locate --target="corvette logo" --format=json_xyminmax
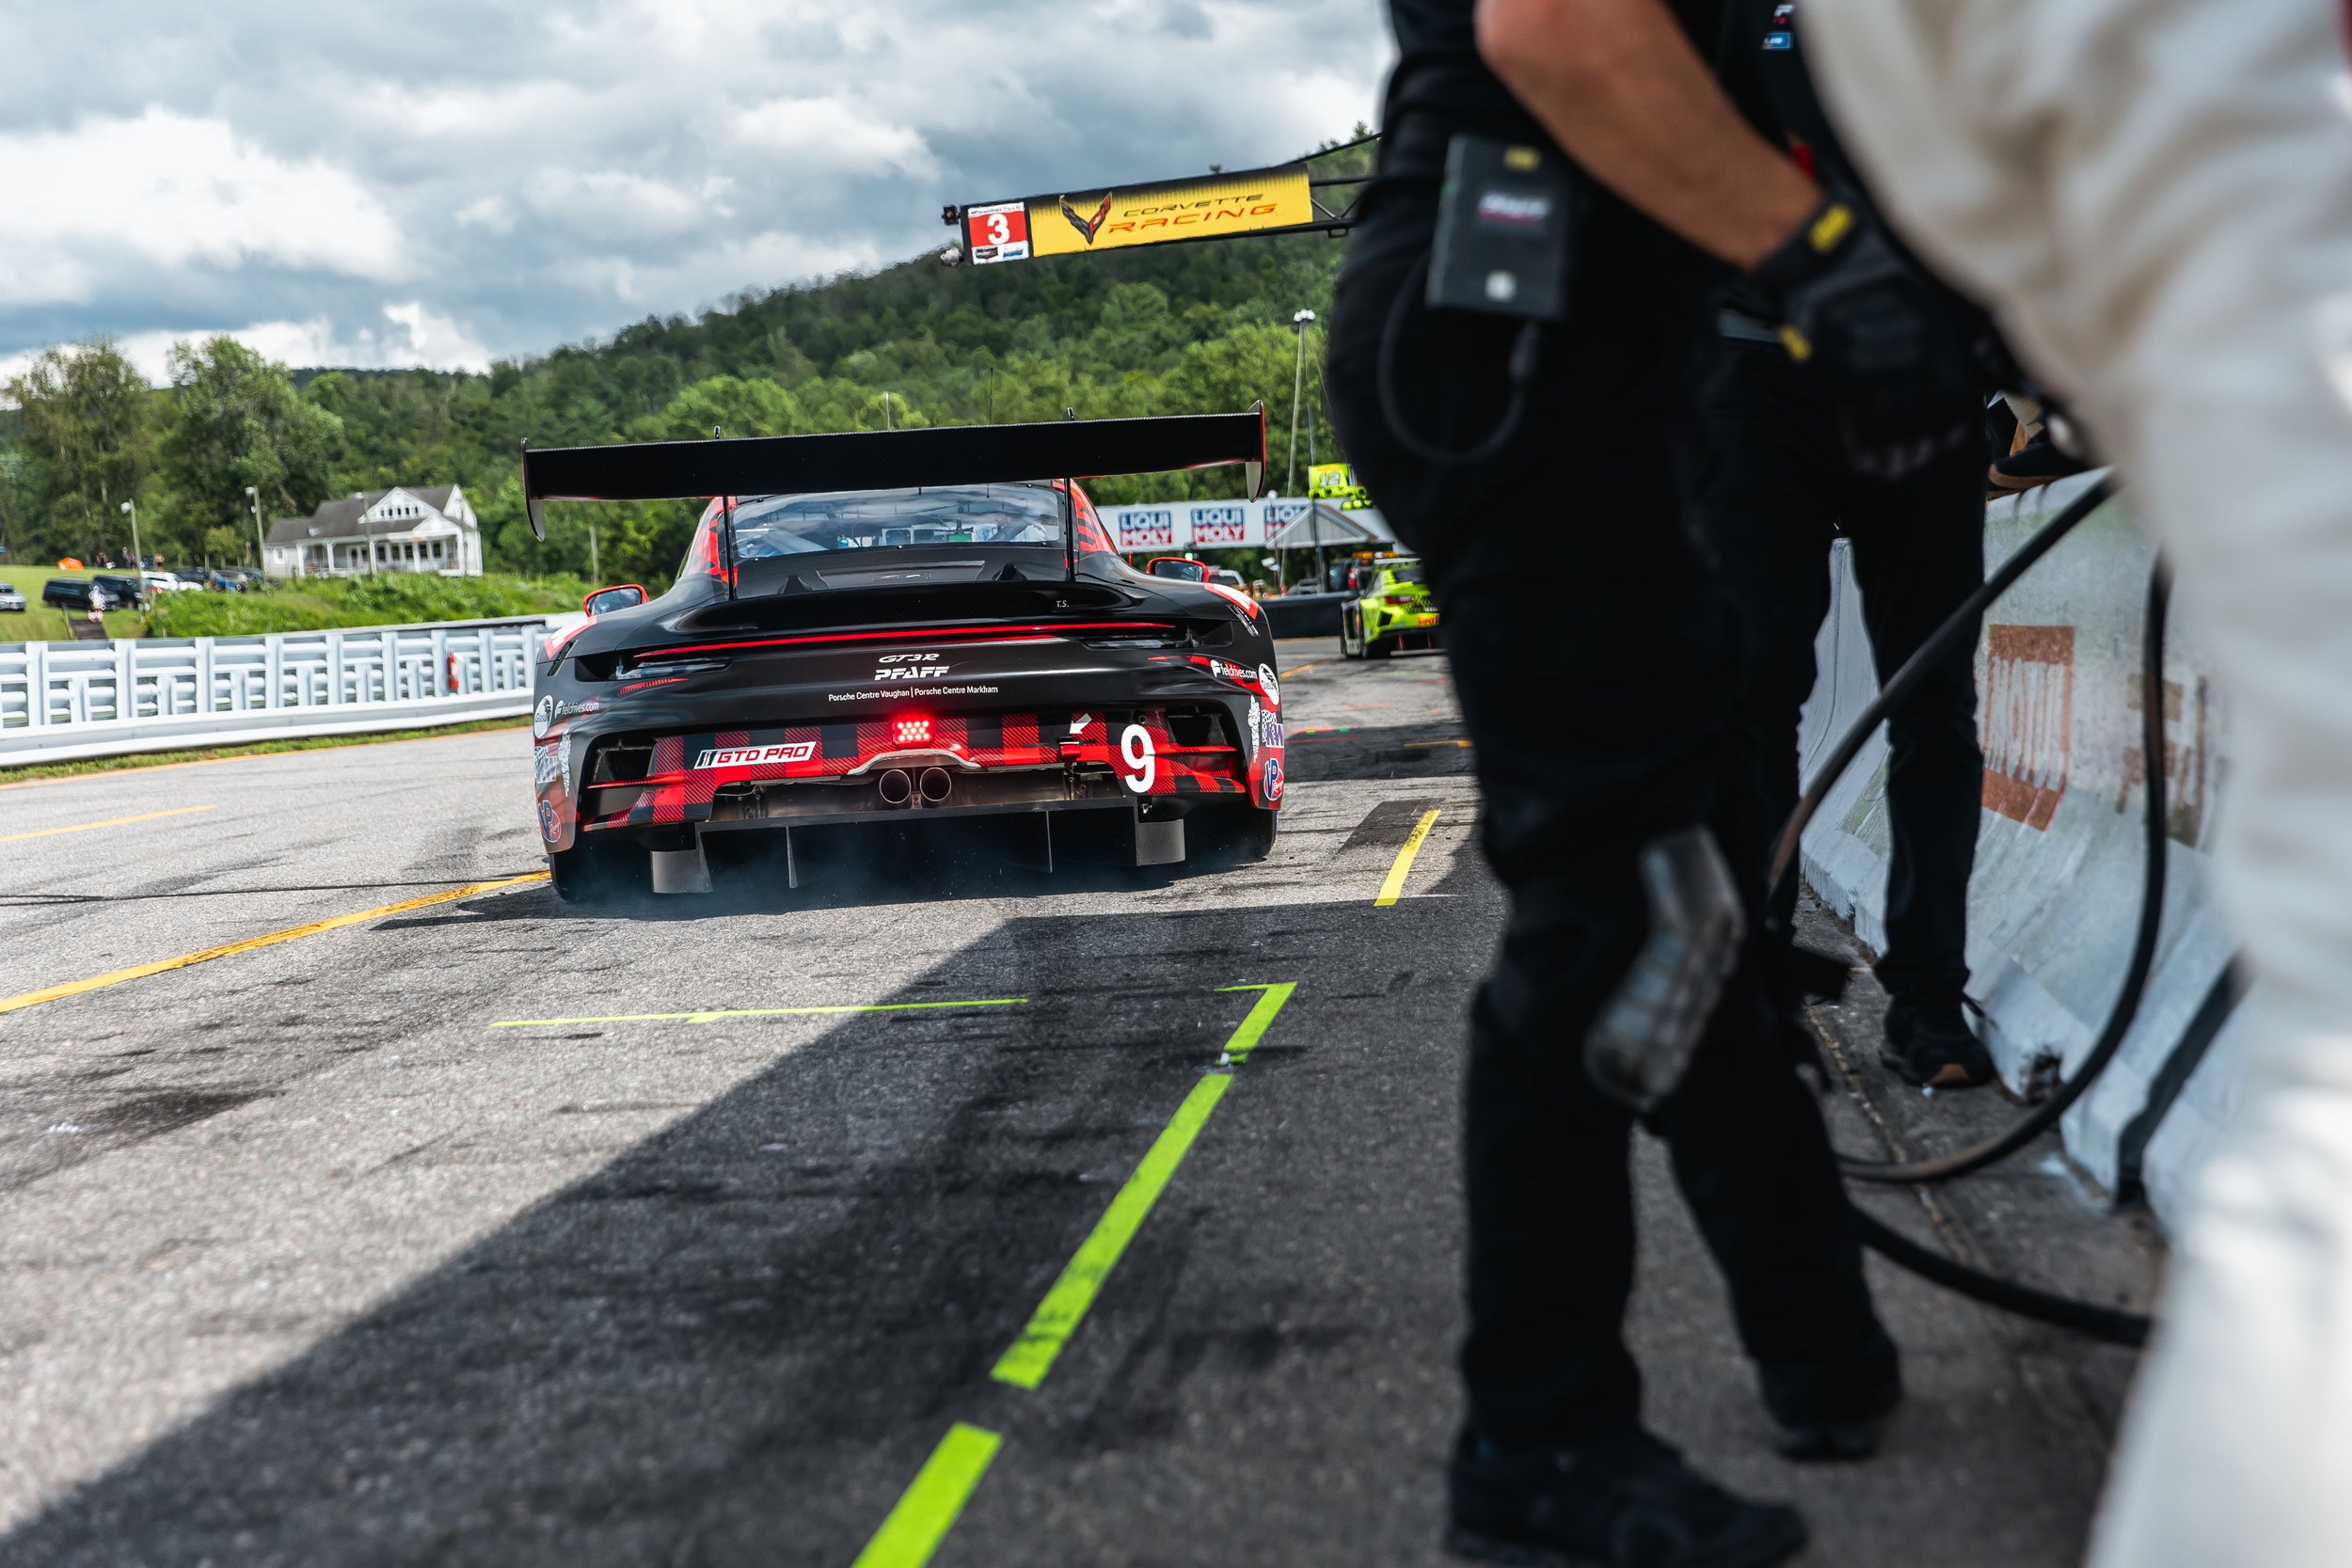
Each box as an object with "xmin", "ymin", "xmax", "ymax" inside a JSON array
[
  {"xmin": 695, "ymin": 742, "xmax": 818, "ymax": 769},
  {"xmin": 1060, "ymin": 191, "xmax": 1114, "ymax": 245}
]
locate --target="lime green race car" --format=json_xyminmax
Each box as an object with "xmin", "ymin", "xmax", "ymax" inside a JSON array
[{"xmin": 1340, "ymin": 557, "xmax": 1441, "ymax": 659}]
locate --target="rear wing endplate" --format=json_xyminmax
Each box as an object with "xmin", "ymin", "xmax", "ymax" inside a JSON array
[{"xmin": 521, "ymin": 408, "xmax": 1265, "ymax": 540}]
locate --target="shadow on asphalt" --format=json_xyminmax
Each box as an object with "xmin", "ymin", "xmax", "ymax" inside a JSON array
[{"xmin": 4, "ymin": 870, "xmax": 1495, "ymax": 1567}]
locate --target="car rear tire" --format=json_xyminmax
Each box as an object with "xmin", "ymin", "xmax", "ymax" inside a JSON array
[
  {"xmin": 1364, "ymin": 632, "xmax": 1391, "ymax": 660},
  {"xmin": 1236, "ymin": 805, "xmax": 1279, "ymax": 862},
  {"xmin": 548, "ymin": 837, "xmax": 645, "ymax": 903},
  {"xmin": 1341, "ymin": 606, "xmax": 1364, "ymax": 659}
]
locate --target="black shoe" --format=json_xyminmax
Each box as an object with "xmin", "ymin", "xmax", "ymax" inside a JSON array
[
  {"xmin": 1760, "ymin": 1329, "xmax": 1902, "ymax": 1463},
  {"xmin": 1987, "ymin": 431, "xmax": 2091, "ymax": 497},
  {"xmin": 1446, "ymin": 1429, "xmax": 1807, "ymax": 1568},
  {"xmin": 1880, "ymin": 994, "xmax": 1994, "ymax": 1089}
]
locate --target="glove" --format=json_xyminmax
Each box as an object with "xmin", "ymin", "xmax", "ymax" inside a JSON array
[{"xmin": 1748, "ymin": 200, "xmax": 1978, "ymax": 481}]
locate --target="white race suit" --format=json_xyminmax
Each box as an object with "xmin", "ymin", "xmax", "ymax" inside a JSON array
[{"xmin": 1797, "ymin": 0, "xmax": 2352, "ymax": 1562}]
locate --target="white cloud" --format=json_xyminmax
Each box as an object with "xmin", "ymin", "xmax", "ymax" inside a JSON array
[
  {"xmin": 0, "ymin": 109, "xmax": 407, "ymax": 307},
  {"xmin": 731, "ymin": 96, "xmax": 939, "ymax": 179},
  {"xmin": 0, "ymin": 305, "xmax": 494, "ymax": 388},
  {"xmin": 0, "ymin": 1, "xmax": 1394, "ymax": 372}
]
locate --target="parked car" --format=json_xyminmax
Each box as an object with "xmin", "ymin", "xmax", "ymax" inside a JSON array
[
  {"xmin": 0, "ymin": 581, "xmax": 25, "ymax": 613},
  {"xmin": 207, "ymin": 568, "xmax": 262, "ymax": 592},
  {"xmin": 49, "ymin": 574, "xmax": 146, "ymax": 610},
  {"xmin": 141, "ymin": 570, "xmax": 199, "ymax": 594}
]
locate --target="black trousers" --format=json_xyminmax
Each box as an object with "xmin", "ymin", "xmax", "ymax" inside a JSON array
[
  {"xmin": 1694, "ymin": 341, "xmax": 1986, "ymax": 1003},
  {"xmin": 1327, "ymin": 182, "xmax": 1891, "ymax": 1449}
]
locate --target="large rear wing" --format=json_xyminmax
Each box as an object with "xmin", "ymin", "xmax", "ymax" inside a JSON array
[{"xmin": 520, "ymin": 408, "xmax": 1265, "ymax": 541}]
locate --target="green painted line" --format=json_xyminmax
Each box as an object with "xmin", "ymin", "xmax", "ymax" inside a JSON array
[
  {"xmin": 488, "ymin": 998, "xmax": 1027, "ymax": 1028},
  {"xmin": 850, "ymin": 1422, "xmax": 1003, "ymax": 1568},
  {"xmin": 1213, "ymin": 982, "xmax": 1298, "ymax": 1064},
  {"xmin": 992, "ymin": 1071, "xmax": 1232, "ymax": 1389}
]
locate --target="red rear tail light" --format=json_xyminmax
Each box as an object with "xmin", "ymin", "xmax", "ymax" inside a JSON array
[{"xmin": 894, "ymin": 717, "xmax": 932, "ymax": 745}]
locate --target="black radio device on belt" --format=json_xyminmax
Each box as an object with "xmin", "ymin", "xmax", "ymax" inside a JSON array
[
  {"xmin": 1427, "ymin": 134, "xmax": 1577, "ymax": 321},
  {"xmin": 1379, "ymin": 133, "xmax": 1579, "ymax": 466}
]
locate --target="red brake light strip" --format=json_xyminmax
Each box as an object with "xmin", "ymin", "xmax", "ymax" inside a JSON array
[{"xmin": 638, "ymin": 621, "xmax": 1179, "ymax": 660}]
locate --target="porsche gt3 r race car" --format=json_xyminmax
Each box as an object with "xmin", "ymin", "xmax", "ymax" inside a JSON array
[
  {"xmin": 1340, "ymin": 556, "xmax": 1439, "ymax": 659},
  {"xmin": 523, "ymin": 412, "xmax": 1286, "ymax": 900}
]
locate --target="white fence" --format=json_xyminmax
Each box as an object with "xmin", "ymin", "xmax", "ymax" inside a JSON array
[
  {"xmin": 1798, "ymin": 472, "xmax": 2244, "ymax": 1230},
  {"xmin": 0, "ymin": 616, "xmax": 561, "ymax": 767}
]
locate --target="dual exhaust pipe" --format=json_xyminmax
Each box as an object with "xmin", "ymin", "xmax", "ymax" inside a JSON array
[{"xmin": 878, "ymin": 767, "xmax": 954, "ymax": 808}]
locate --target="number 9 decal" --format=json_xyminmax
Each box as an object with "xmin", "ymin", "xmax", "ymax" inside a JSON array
[{"xmin": 1118, "ymin": 722, "xmax": 1157, "ymax": 793}]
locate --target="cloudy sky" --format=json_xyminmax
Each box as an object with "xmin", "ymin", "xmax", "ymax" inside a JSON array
[{"xmin": 0, "ymin": 0, "xmax": 1394, "ymax": 383}]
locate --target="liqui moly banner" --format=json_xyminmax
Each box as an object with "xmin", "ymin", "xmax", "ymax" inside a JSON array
[{"xmin": 1094, "ymin": 498, "xmax": 1391, "ymax": 551}]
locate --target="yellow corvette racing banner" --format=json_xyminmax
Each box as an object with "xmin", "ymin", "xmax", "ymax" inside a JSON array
[{"xmin": 960, "ymin": 165, "xmax": 1314, "ymax": 263}]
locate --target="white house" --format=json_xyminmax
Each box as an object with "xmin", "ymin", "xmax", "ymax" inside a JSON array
[{"xmin": 264, "ymin": 485, "xmax": 484, "ymax": 578}]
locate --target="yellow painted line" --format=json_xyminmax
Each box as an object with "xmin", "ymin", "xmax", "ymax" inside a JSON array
[
  {"xmin": 992, "ymin": 982, "xmax": 1296, "ymax": 1389},
  {"xmin": 1281, "ymin": 661, "xmax": 1325, "ymax": 677},
  {"xmin": 1213, "ymin": 982, "xmax": 1297, "ymax": 1064},
  {"xmin": 0, "ymin": 871, "xmax": 549, "ymax": 1018},
  {"xmin": 1374, "ymin": 809, "xmax": 1441, "ymax": 907},
  {"xmin": 850, "ymin": 1423, "xmax": 1003, "ymax": 1568},
  {"xmin": 0, "ymin": 804, "xmax": 216, "ymax": 843},
  {"xmin": 1403, "ymin": 738, "xmax": 1472, "ymax": 749},
  {"xmin": 491, "ymin": 999, "xmax": 1027, "ymax": 1028}
]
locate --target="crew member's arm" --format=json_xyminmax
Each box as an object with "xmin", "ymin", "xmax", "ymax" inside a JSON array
[{"xmin": 1476, "ymin": 0, "xmax": 1815, "ymax": 268}]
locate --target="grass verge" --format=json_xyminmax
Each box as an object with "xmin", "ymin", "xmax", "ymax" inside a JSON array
[{"xmin": 0, "ymin": 715, "xmax": 530, "ymax": 784}]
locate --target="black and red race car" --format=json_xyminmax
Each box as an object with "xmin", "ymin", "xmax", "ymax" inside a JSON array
[{"xmin": 521, "ymin": 412, "xmax": 1286, "ymax": 900}]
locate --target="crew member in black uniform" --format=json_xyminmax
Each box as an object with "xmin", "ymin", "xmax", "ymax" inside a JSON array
[
  {"xmin": 1324, "ymin": 0, "xmax": 1980, "ymax": 1562},
  {"xmin": 1701, "ymin": 0, "xmax": 1994, "ymax": 1088}
]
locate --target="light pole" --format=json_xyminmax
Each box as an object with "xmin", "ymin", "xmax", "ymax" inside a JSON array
[
  {"xmin": 245, "ymin": 485, "xmax": 264, "ymax": 574},
  {"xmin": 118, "ymin": 499, "xmax": 143, "ymax": 575},
  {"xmin": 1286, "ymin": 309, "xmax": 1316, "ymax": 495}
]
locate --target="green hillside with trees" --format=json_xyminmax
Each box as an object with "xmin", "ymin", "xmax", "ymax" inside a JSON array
[{"xmin": 0, "ymin": 135, "xmax": 1369, "ymax": 600}]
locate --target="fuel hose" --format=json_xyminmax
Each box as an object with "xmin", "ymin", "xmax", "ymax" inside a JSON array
[{"xmin": 1766, "ymin": 476, "xmax": 2160, "ymax": 1346}]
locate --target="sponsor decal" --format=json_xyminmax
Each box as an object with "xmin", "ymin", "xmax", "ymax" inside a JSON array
[
  {"xmin": 1257, "ymin": 663, "xmax": 1280, "ymax": 707},
  {"xmin": 695, "ymin": 741, "xmax": 818, "ymax": 769},
  {"xmin": 1248, "ymin": 695, "xmax": 1263, "ymax": 751},
  {"xmin": 965, "ymin": 200, "xmax": 1031, "ymax": 264},
  {"xmin": 1263, "ymin": 754, "xmax": 1283, "ymax": 801},
  {"xmin": 534, "ymin": 743, "xmax": 562, "ymax": 789},
  {"xmin": 1764, "ymin": 29, "xmax": 1793, "ymax": 48},
  {"xmin": 1262, "ymin": 716, "xmax": 1285, "ymax": 749},
  {"xmin": 876, "ymin": 652, "xmax": 950, "ymax": 680},
  {"xmin": 1117, "ymin": 723, "xmax": 1157, "ymax": 793},
  {"xmin": 827, "ymin": 684, "xmax": 999, "ymax": 702},
  {"xmin": 534, "ymin": 694, "xmax": 598, "ymax": 737},
  {"xmin": 539, "ymin": 800, "xmax": 561, "ymax": 843},
  {"xmin": 1980, "ymin": 625, "xmax": 2074, "ymax": 830},
  {"xmin": 560, "ymin": 734, "xmax": 573, "ymax": 796},
  {"xmin": 1070, "ymin": 712, "xmax": 1092, "ymax": 736}
]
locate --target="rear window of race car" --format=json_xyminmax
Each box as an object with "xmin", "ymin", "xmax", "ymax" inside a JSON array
[{"xmin": 729, "ymin": 484, "xmax": 1066, "ymax": 557}]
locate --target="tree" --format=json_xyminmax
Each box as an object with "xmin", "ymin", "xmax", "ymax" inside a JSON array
[
  {"xmin": 4, "ymin": 340, "xmax": 160, "ymax": 560},
  {"xmin": 201, "ymin": 525, "xmax": 246, "ymax": 567},
  {"xmin": 162, "ymin": 338, "xmax": 342, "ymax": 551}
]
